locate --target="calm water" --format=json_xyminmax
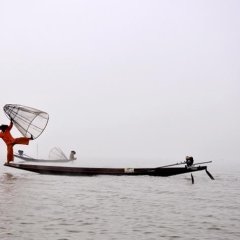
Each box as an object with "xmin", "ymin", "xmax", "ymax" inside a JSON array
[{"xmin": 0, "ymin": 165, "xmax": 239, "ymax": 240}]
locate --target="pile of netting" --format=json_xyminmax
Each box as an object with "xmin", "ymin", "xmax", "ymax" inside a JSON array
[{"xmin": 48, "ymin": 147, "xmax": 68, "ymax": 160}]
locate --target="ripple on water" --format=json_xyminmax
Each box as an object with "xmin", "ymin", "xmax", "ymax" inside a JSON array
[{"xmin": 0, "ymin": 169, "xmax": 240, "ymax": 240}]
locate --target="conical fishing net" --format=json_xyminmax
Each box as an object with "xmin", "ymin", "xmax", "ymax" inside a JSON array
[
  {"xmin": 3, "ymin": 104, "xmax": 49, "ymax": 140},
  {"xmin": 48, "ymin": 147, "xmax": 68, "ymax": 160}
]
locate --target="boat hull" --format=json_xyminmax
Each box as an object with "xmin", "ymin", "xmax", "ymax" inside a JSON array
[{"xmin": 4, "ymin": 163, "xmax": 207, "ymax": 177}]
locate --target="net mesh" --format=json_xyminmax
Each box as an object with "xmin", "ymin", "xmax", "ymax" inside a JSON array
[
  {"xmin": 3, "ymin": 104, "xmax": 49, "ymax": 140},
  {"xmin": 48, "ymin": 147, "xmax": 68, "ymax": 160}
]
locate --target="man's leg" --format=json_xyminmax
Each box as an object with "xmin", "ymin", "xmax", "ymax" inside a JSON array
[
  {"xmin": 7, "ymin": 145, "xmax": 14, "ymax": 163},
  {"xmin": 14, "ymin": 137, "xmax": 30, "ymax": 145}
]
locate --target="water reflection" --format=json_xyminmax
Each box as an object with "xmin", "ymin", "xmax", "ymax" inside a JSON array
[{"xmin": 0, "ymin": 169, "xmax": 239, "ymax": 240}]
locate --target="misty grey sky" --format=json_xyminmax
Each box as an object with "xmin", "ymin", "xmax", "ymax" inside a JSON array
[{"xmin": 1, "ymin": 0, "xmax": 240, "ymax": 167}]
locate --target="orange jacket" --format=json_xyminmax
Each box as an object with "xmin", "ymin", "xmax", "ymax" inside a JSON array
[{"xmin": 0, "ymin": 121, "xmax": 15, "ymax": 145}]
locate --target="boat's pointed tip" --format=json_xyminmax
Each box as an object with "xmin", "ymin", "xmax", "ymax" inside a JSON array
[{"xmin": 4, "ymin": 162, "xmax": 14, "ymax": 167}]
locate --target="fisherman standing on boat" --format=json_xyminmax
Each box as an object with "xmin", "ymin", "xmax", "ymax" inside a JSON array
[
  {"xmin": 69, "ymin": 150, "xmax": 77, "ymax": 160},
  {"xmin": 0, "ymin": 119, "xmax": 33, "ymax": 163}
]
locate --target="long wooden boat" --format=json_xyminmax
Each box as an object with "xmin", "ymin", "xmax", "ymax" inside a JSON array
[
  {"xmin": 13, "ymin": 147, "xmax": 77, "ymax": 163},
  {"xmin": 4, "ymin": 162, "xmax": 214, "ymax": 178},
  {"xmin": 13, "ymin": 154, "xmax": 76, "ymax": 163}
]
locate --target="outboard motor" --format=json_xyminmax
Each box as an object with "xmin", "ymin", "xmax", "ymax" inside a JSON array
[{"xmin": 186, "ymin": 156, "xmax": 194, "ymax": 167}]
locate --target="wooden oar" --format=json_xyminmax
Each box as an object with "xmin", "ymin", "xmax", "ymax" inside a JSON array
[
  {"xmin": 191, "ymin": 174, "xmax": 194, "ymax": 184},
  {"xmin": 192, "ymin": 161, "xmax": 212, "ymax": 166},
  {"xmin": 159, "ymin": 160, "xmax": 212, "ymax": 168},
  {"xmin": 205, "ymin": 169, "xmax": 214, "ymax": 180},
  {"xmin": 158, "ymin": 161, "xmax": 186, "ymax": 168}
]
